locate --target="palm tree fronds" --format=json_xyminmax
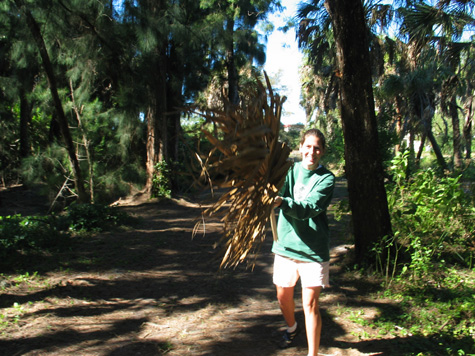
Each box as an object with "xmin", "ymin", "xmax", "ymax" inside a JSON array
[{"xmin": 193, "ymin": 72, "xmax": 292, "ymax": 269}]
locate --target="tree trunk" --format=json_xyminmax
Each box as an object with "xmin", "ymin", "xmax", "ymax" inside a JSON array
[
  {"xmin": 325, "ymin": 0, "xmax": 392, "ymax": 264},
  {"xmin": 143, "ymin": 0, "xmax": 168, "ymax": 197},
  {"xmin": 449, "ymin": 96, "xmax": 462, "ymax": 169},
  {"xmin": 145, "ymin": 103, "xmax": 159, "ymax": 194},
  {"xmin": 167, "ymin": 89, "xmax": 182, "ymax": 194},
  {"xmin": 394, "ymin": 95, "xmax": 404, "ymax": 154},
  {"xmin": 157, "ymin": 54, "xmax": 168, "ymax": 164},
  {"xmin": 144, "ymin": 48, "xmax": 168, "ymax": 196},
  {"xmin": 162, "ymin": 41, "xmax": 184, "ymax": 195},
  {"xmin": 408, "ymin": 125, "xmax": 416, "ymax": 165},
  {"xmin": 70, "ymin": 81, "xmax": 95, "ymax": 202},
  {"xmin": 19, "ymin": 1, "xmax": 89, "ymax": 203},
  {"xmin": 419, "ymin": 105, "xmax": 448, "ymax": 171},
  {"xmin": 463, "ymin": 96, "xmax": 473, "ymax": 162},
  {"xmin": 416, "ymin": 133, "xmax": 426, "ymax": 166},
  {"xmin": 19, "ymin": 87, "xmax": 31, "ymax": 158},
  {"xmin": 225, "ymin": 18, "xmax": 240, "ymax": 106}
]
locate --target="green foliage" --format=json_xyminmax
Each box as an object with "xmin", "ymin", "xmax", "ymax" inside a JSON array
[
  {"xmin": 324, "ymin": 124, "xmax": 346, "ymax": 166},
  {"xmin": 377, "ymin": 109, "xmax": 400, "ymax": 167},
  {"xmin": 366, "ymin": 152, "xmax": 475, "ymax": 354},
  {"xmin": 152, "ymin": 161, "xmax": 172, "ymax": 199},
  {"xmin": 64, "ymin": 203, "xmax": 133, "ymax": 233},
  {"xmin": 176, "ymin": 117, "xmax": 212, "ymax": 194},
  {"xmin": 19, "ymin": 107, "xmax": 147, "ymax": 205},
  {"xmin": 0, "ymin": 205, "xmax": 134, "ymax": 262},
  {"xmin": 279, "ymin": 127, "xmax": 300, "ymax": 150},
  {"xmin": 0, "ymin": 214, "xmax": 66, "ymax": 257},
  {"xmin": 376, "ymin": 269, "xmax": 475, "ymax": 355},
  {"xmin": 332, "ymin": 198, "xmax": 350, "ymax": 222},
  {"xmin": 386, "ymin": 152, "xmax": 474, "ymax": 273},
  {"xmin": 0, "ymin": 105, "xmax": 20, "ymax": 185},
  {"xmin": 21, "ymin": 144, "xmax": 71, "ymax": 198}
]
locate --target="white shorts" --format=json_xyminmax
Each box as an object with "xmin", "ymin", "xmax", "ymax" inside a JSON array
[{"xmin": 273, "ymin": 254, "xmax": 330, "ymax": 288}]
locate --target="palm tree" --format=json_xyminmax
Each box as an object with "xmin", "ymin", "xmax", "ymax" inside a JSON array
[
  {"xmin": 296, "ymin": 0, "xmax": 338, "ymax": 125},
  {"xmin": 324, "ymin": 0, "xmax": 394, "ymax": 263},
  {"xmin": 395, "ymin": 0, "xmax": 474, "ymax": 171},
  {"xmin": 297, "ymin": 1, "xmax": 395, "ymax": 124}
]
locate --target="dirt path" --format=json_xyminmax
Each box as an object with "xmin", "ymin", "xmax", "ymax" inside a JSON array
[{"xmin": 0, "ymin": 181, "xmax": 396, "ymax": 356}]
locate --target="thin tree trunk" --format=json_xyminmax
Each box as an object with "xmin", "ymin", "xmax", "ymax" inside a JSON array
[
  {"xmin": 69, "ymin": 80, "xmax": 94, "ymax": 202},
  {"xmin": 415, "ymin": 133, "xmax": 426, "ymax": 166},
  {"xmin": 463, "ymin": 96, "xmax": 473, "ymax": 162},
  {"xmin": 167, "ymin": 41, "xmax": 185, "ymax": 194},
  {"xmin": 145, "ymin": 103, "xmax": 158, "ymax": 194},
  {"xmin": 408, "ymin": 125, "xmax": 416, "ymax": 164},
  {"xmin": 18, "ymin": 1, "xmax": 89, "ymax": 203},
  {"xmin": 156, "ymin": 43, "xmax": 168, "ymax": 179},
  {"xmin": 226, "ymin": 18, "xmax": 240, "ymax": 106},
  {"xmin": 420, "ymin": 105, "xmax": 448, "ymax": 171},
  {"xmin": 394, "ymin": 95, "xmax": 404, "ymax": 154},
  {"xmin": 426, "ymin": 129, "xmax": 448, "ymax": 171},
  {"xmin": 19, "ymin": 87, "xmax": 31, "ymax": 158},
  {"xmin": 144, "ymin": 46, "xmax": 168, "ymax": 196},
  {"xmin": 449, "ymin": 96, "xmax": 462, "ymax": 169},
  {"xmin": 325, "ymin": 0, "xmax": 392, "ymax": 264},
  {"xmin": 143, "ymin": 0, "xmax": 168, "ymax": 197}
]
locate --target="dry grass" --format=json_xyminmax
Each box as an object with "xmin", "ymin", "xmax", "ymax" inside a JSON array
[{"xmin": 193, "ymin": 73, "xmax": 292, "ymax": 268}]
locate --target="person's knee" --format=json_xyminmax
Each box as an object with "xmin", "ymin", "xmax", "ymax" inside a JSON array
[
  {"xmin": 302, "ymin": 287, "xmax": 321, "ymax": 312},
  {"xmin": 276, "ymin": 286, "xmax": 294, "ymax": 304},
  {"xmin": 302, "ymin": 297, "xmax": 319, "ymax": 313}
]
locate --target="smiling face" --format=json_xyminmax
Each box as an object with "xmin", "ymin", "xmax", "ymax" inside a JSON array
[{"xmin": 299, "ymin": 134, "xmax": 324, "ymax": 170}]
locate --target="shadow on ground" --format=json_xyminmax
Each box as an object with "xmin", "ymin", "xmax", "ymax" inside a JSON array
[{"xmin": 0, "ymin": 183, "xmax": 456, "ymax": 356}]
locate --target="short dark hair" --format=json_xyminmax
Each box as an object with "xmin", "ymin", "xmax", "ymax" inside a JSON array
[{"xmin": 300, "ymin": 129, "xmax": 326, "ymax": 150}]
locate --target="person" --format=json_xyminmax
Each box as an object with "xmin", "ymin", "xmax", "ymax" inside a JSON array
[{"xmin": 272, "ymin": 128, "xmax": 335, "ymax": 356}]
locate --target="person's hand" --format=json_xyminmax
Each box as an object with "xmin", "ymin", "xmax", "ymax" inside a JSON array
[{"xmin": 274, "ymin": 196, "xmax": 283, "ymax": 207}]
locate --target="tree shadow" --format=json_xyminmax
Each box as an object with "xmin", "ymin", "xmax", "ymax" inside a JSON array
[
  {"xmin": 106, "ymin": 341, "xmax": 169, "ymax": 356},
  {"xmin": 4, "ymin": 187, "xmax": 468, "ymax": 355},
  {"xmin": 0, "ymin": 317, "xmax": 148, "ymax": 355}
]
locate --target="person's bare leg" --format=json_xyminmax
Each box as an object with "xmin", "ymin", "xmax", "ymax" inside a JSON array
[
  {"xmin": 276, "ymin": 285, "xmax": 296, "ymax": 328},
  {"xmin": 302, "ymin": 286, "xmax": 322, "ymax": 356}
]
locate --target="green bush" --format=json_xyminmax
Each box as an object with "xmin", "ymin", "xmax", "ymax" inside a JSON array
[
  {"xmin": 0, "ymin": 204, "xmax": 134, "ymax": 259},
  {"xmin": 0, "ymin": 215, "xmax": 67, "ymax": 257},
  {"xmin": 387, "ymin": 152, "xmax": 474, "ymax": 273},
  {"xmin": 369, "ymin": 152, "xmax": 475, "ymax": 354},
  {"xmin": 64, "ymin": 203, "xmax": 132, "ymax": 232},
  {"xmin": 151, "ymin": 161, "xmax": 171, "ymax": 199}
]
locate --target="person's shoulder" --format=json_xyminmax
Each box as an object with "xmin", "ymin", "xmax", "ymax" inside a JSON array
[
  {"xmin": 316, "ymin": 165, "xmax": 334, "ymax": 177},
  {"xmin": 316, "ymin": 166, "xmax": 336, "ymax": 186},
  {"xmin": 289, "ymin": 161, "xmax": 300, "ymax": 174}
]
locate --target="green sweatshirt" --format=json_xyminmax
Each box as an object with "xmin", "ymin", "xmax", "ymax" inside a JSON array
[{"xmin": 272, "ymin": 162, "xmax": 335, "ymax": 262}]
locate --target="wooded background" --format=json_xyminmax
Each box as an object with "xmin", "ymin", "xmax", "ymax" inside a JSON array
[{"xmin": 1, "ymin": 0, "xmax": 474, "ymax": 263}]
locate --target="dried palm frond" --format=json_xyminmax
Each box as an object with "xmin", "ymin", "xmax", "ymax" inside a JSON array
[{"xmin": 193, "ymin": 72, "xmax": 292, "ymax": 268}]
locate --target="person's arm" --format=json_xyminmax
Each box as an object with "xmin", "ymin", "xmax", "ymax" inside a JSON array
[
  {"xmin": 274, "ymin": 164, "xmax": 293, "ymax": 208},
  {"xmin": 279, "ymin": 174, "xmax": 335, "ymax": 220}
]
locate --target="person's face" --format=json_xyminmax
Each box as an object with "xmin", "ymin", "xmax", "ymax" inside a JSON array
[{"xmin": 299, "ymin": 135, "xmax": 324, "ymax": 170}]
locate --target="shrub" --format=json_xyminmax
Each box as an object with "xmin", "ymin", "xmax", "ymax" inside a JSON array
[
  {"xmin": 368, "ymin": 152, "xmax": 475, "ymax": 354},
  {"xmin": 64, "ymin": 203, "xmax": 132, "ymax": 232},
  {"xmin": 0, "ymin": 204, "xmax": 134, "ymax": 260},
  {"xmin": 151, "ymin": 161, "xmax": 171, "ymax": 199},
  {"xmin": 386, "ymin": 152, "xmax": 474, "ymax": 274},
  {"xmin": 0, "ymin": 214, "xmax": 67, "ymax": 257}
]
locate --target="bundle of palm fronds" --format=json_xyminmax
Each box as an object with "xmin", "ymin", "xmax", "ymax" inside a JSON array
[{"xmin": 194, "ymin": 73, "xmax": 292, "ymax": 268}]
